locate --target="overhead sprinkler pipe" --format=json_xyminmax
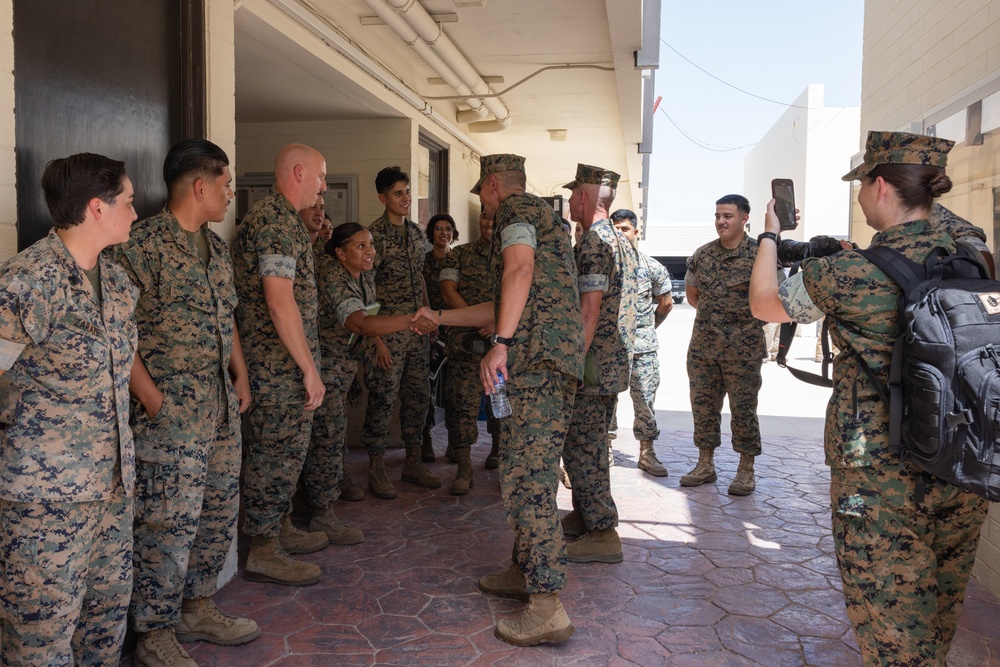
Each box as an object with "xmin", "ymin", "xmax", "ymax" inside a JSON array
[
  {"xmin": 384, "ymin": 0, "xmax": 511, "ymax": 129},
  {"xmin": 362, "ymin": 0, "xmax": 488, "ymax": 121}
]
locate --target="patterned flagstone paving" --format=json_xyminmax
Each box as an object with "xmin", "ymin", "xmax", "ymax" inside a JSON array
[{"xmin": 123, "ymin": 424, "xmax": 1000, "ymax": 666}]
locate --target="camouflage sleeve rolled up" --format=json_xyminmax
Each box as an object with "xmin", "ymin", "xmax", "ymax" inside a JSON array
[
  {"xmin": 646, "ymin": 254, "xmax": 670, "ymax": 297},
  {"xmin": 232, "ymin": 191, "xmax": 318, "ymax": 405},
  {"xmin": 491, "ymin": 193, "xmax": 584, "ymax": 382},
  {"xmin": 575, "ymin": 229, "xmax": 612, "ymax": 294},
  {"xmin": 574, "ymin": 219, "xmax": 638, "ymax": 394}
]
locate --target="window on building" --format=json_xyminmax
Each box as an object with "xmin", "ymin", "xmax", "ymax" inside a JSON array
[{"xmin": 417, "ymin": 132, "xmax": 448, "ymax": 228}]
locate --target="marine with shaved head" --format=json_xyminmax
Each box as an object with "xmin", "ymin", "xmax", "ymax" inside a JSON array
[{"xmin": 232, "ymin": 143, "xmax": 331, "ymax": 586}]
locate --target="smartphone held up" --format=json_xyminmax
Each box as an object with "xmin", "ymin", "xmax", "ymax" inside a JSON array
[{"xmin": 771, "ymin": 179, "xmax": 798, "ymax": 231}]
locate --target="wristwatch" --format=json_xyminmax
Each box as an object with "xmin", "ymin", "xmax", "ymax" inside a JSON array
[
  {"xmin": 491, "ymin": 333, "xmax": 514, "ymax": 347},
  {"xmin": 757, "ymin": 231, "xmax": 780, "ymax": 244}
]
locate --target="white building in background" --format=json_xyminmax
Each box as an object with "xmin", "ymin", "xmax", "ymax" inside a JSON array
[{"xmin": 743, "ymin": 85, "xmax": 860, "ymax": 242}]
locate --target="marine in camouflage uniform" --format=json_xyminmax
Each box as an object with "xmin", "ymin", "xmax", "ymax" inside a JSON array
[
  {"xmin": 116, "ymin": 205, "xmax": 252, "ymax": 630},
  {"xmin": 0, "ymin": 154, "xmax": 137, "ymax": 666},
  {"xmin": 560, "ymin": 164, "xmax": 637, "ymax": 563},
  {"xmin": 362, "ymin": 172, "xmax": 439, "ymax": 492},
  {"xmin": 629, "ymin": 251, "xmax": 670, "ymax": 441},
  {"xmin": 232, "ymin": 159, "xmax": 329, "ymax": 581},
  {"xmin": 421, "ymin": 244, "xmax": 449, "ymax": 462},
  {"xmin": 472, "ymin": 154, "xmax": 584, "ymax": 645},
  {"xmin": 769, "ymin": 131, "xmax": 989, "ymax": 666},
  {"xmin": 682, "ymin": 194, "xmax": 768, "ymax": 495},
  {"xmin": 302, "ymin": 243, "xmax": 371, "ymax": 533},
  {"xmin": 440, "ymin": 218, "xmax": 500, "ymax": 492}
]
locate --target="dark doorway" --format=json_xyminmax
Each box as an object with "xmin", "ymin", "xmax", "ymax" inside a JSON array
[{"xmin": 13, "ymin": 0, "xmax": 205, "ymax": 250}]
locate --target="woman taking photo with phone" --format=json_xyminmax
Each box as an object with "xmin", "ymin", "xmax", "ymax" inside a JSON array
[{"xmin": 748, "ymin": 131, "xmax": 988, "ymax": 666}]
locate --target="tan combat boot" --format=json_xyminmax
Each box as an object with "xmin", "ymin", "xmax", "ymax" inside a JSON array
[
  {"xmin": 134, "ymin": 628, "xmax": 197, "ymax": 667},
  {"xmin": 484, "ymin": 432, "xmax": 499, "ymax": 469},
  {"xmin": 450, "ymin": 446, "xmax": 474, "ymax": 495},
  {"xmin": 421, "ymin": 424, "xmax": 436, "ymax": 463},
  {"xmin": 401, "ymin": 447, "xmax": 442, "ymax": 488},
  {"xmin": 368, "ymin": 451, "xmax": 397, "ymax": 499},
  {"xmin": 279, "ymin": 515, "xmax": 329, "ymax": 554},
  {"xmin": 638, "ymin": 440, "xmax": 668, "ymax": 477},
  {"xmin": 175, "ymin": 598, "xmax": 260, "ymax": 646},
  {"xmin": 445, "ymin": 443, "xmax": 458, "ymax": 464},
  {"xmin": 494, "ymin": 592, "xmax": 575, "ymax": 647},
  {"xmin": 560, "ymin": 509, "xmax": 586, "ymax": 537},
  {"xmin": 566, "ymin": 528, "xmax": 623, "ymax": 563},
  {"xmin": 309, "ymin": 508, "xmax": 364, "ymax": 545},
  {"xmin": 679, "ymin": 449, "xmax": 717, "ymax": 487},
  {"xmin": 478, "ymin": 562, "xmax": 528, "ymax": 601},
  {"xmin": 728, "ymin": 453, "xmax": 756, "ymax": 496},
  {"xmin": 339, "ymin": 468, "xmax": 364, "ymax": 502},
  {"xmin": 244, "ymin": 536, "xmax": 321, "ymax": 586}
]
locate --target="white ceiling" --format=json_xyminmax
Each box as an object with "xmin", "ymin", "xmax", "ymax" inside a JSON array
[{"xmin": 234, "ymin": 0, "xmax": 649, "ymax": 208}]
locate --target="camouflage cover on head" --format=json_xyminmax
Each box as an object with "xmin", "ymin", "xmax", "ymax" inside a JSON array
[
  {"xmin": 470, "ymin": 153, "xmax": 525, "ymax": 194},
  {"xmin": 562, "ymin": 163, "xmax": 621, "ymax": 190},
  {"xmin": 842, "ymin": 131, "xmax": 954, "ymax": 181}
]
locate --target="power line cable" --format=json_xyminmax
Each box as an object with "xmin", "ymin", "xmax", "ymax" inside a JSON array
[
  {"xmin": 657, "ymin": 106, "xmax": 756, "ymax": 152},
  {"xmin": 661, "ymin": 39, "xmax": 814, "ymax": 110}
]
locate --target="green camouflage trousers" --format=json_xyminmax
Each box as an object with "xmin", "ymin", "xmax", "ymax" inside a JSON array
[
  {"xmin": 242, "ymin": 403, "xmax": 314, "ymax": 537},
  {"xmin": 361, "ymin": 330, "xmax": 429, "ymax": 454},
  {"xmin": 304, "ymin": 357, "xmax": 357, "ymax": 508},
  {"xmin": 562, "ymin": 389, "xmax": 619, "ymax": 531},
  {"xmin": 831, "ymin": 462, "xmax": 987, "ymax": 667},
  {"xmin": 0, "ymin": 485, "xmax": 133, "ymax": 666},
  {"xmin": 443, "ymin": 353, "xmax": 498, "ymax": 450},
  {"xmin": 628, "ymin": 351, "xmax": 660, "ymax": 441},
  {"xmin": 130, "ymin": 378, "xmax": 241, "ymax": 632},
  {"xmin": 502, "ymin": 365, "xmax": 577, "ymax": 593},
  {"xmin": 687, "ymin": 351, "xmax": 762, "ymax": 455}
]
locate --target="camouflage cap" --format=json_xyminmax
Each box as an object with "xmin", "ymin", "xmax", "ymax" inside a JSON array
[
  {"xmin": 841, "ymin": 130, "xmax": 955, "ymax": 181},
  {"xmin": 562, "ymin": 163, "xmax": 621, "ymax": 190},
  {"xmin": 470, "ymin": 154, "xmax": 525, "ymax": 195}
]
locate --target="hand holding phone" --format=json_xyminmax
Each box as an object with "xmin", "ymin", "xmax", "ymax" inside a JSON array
[{"xmin": 771, "ymin": 179, "xmax": 797, "ymax": 231}]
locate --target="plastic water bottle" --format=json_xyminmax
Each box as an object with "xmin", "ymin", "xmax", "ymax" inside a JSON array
[{"xmin": 490, "ymin": 372, "xmax": 512, "ymax": 418}]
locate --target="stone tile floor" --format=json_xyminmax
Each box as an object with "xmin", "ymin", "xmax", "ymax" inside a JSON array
[{"xmin": 125, "ymin": 424, "xmax": 1000, "ymax": 666}]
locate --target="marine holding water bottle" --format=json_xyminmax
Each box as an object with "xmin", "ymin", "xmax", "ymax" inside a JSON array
[{"xmin": 412, "ymin": 153, "xmax": 584, "ymax": 647}]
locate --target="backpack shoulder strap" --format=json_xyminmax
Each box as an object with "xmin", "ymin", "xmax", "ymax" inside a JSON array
[{"xmin": 856, "ymin": 246, "xmax": 926, "ymax": 290}]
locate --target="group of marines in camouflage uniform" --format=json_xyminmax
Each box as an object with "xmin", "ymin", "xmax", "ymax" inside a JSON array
[{"xmin": 6, "ymin": 130, "xmax": 984, "ymax": 664}]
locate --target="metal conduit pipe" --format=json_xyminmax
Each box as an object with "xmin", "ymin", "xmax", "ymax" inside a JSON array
[
  {"xmin": 362, "ymin": 0, "xmax": 488, "ymax": 121},
  {"xmin": 384, "ymin": 0, "xmax": 511, "ymax": 130}
]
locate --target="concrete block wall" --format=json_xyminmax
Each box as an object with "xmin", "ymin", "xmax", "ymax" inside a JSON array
[
  {"xmin": 861, "ymin": 0, "xmax": 1000, "ymax": 598},
  {"xmin": 861, "ymin": 0, "xmax": 1000, "ymax": 132},
  {"xmin": 0, "ymin": 0, "xmax": 15, "ymax": 263}
]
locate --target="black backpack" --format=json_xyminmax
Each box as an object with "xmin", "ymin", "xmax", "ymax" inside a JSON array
[{"xmin": 856, "ymin": 243, "xmax": 1000, "ymax": 500}]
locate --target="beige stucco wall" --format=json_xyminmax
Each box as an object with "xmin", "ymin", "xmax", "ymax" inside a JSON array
[
  {"xmin": 236, "ymin": 118, "xmax": 481, "ymax": 241},
  {"xmin": 858, "ymin": 0, "xmax": 1000, "ymax": 597}
]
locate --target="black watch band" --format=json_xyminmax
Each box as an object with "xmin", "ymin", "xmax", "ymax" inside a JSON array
[
  {"xmin": 491, "ymin": 334, "xmax": 514, "ymax": 346},
  {"xmin": 757, "ymin": 232, "xmax": 780, "ymax": 244}
]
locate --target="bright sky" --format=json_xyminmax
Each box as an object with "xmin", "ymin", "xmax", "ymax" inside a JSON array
[{"xmin": 647, "ymin": 1, "xmax": 865, "ymax": 224}]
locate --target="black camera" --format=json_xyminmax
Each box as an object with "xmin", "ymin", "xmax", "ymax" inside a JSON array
[{"xmin": 776, "ymin": 236, "xmax": 843, "ymax": 268}]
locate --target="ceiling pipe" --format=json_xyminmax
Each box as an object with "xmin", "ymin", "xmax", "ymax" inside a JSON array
[
  {"xmin": 384, "ymin": 0, "xmax": 512, "ymax": 131},
  {"xmin": 362, "ymin": 0, "xmax": 488, "ymax": 122}
]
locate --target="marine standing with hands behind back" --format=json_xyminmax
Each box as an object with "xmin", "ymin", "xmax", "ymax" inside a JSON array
[{"xmin": 749, "ymin": 130, "xmax": 989, "ymax": 666}]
